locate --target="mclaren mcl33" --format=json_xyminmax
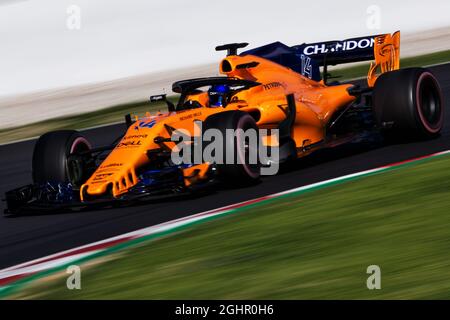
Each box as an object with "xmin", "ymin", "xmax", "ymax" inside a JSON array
[{"xmin": 4, "ymin": 31, "xmax": 445, "ymax": 214}]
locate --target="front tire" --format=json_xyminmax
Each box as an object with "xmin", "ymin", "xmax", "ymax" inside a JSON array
[
  {"xmin": 202, "ymin": 111, "xmax": 260, "ymax": 184},
  {"xmin": 32, "ymin": 130, "xmax": 92, "ymax": 186}
]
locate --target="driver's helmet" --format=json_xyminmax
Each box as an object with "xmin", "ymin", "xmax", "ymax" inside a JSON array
[{"xmin": 208, "ymin": 84, "xmax": 230, "ymax": 107}]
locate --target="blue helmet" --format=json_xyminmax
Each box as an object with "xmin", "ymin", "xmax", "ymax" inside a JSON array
[{"xmin": 208, "ymin": 84, "xmax": 230, "ymax": 107}]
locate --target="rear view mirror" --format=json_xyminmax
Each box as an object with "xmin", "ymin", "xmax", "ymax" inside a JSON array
[
  {"xmin": 149, "ymin": 94, "xmax": 175, "ymax": 112},
  {"xmin": 150, "ymin": 94, "xmax": 166, "ymax": 103}
]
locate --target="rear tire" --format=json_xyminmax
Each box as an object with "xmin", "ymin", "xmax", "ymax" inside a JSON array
[
  {"xmin": 202, "ymin": 111, "xmax": 260, "ymax": 185},
  {"xmin": 32, "ymin": 130, "xmax": 92, "ymax": 186},
  {"xmin": 373, "ymin": 67, "xmax": 444, "ymax": 139}
]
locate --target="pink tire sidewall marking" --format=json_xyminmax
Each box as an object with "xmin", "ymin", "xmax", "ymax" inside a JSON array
[
  {"xmin": 415, "ymin": 72, "xmax": 444, "ymax": 134},
  {"xmin": 236, "ymin": 115, "xmax": 260, "ymax": 179},
  {"xmin": 70, "ymin": 137, "xmax": 91, "ymax": 154}
]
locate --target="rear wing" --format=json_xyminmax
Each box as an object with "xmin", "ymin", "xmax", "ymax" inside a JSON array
[
  {"xmin": 240, "ymin": 31, "xmax": 400, "ymax": 87},
  {"xmin": 295, "ymin": 31, "xmax": 400, "ymax": 86}
]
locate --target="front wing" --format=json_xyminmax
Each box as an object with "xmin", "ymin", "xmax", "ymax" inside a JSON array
[{"xmin": 4, "ymin": 164, "xmax": 216, "ymax": 215}]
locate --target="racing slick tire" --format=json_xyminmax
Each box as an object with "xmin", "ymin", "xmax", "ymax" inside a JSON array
[
  {"xmin": 202, "ymin": 111, "xmax": 261, "ymax": 184},
  {"xmin": 373, "ymin": 67, "xmax": 444, "ymax": 139},
  {"xmin": 32, "ymin": 130, "xmax": 92, "ymax": 187}
]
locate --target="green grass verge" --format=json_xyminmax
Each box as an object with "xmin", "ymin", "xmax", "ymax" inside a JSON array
[
  {"xmin": 15, "ymin": 154, "xmax": 450, "ymax": 299},
  {"xmin": 1, "ymin": 50, "xmax": 449, "ymax": 145}
]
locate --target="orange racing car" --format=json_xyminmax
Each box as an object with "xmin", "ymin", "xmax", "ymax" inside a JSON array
[{"xmin": 4, "ymin": 31, "xmax": 445, "ymax": 214}]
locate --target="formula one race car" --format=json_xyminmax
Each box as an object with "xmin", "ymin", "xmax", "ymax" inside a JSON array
[{"xmin": 4, "ymin": 31, "xmax": 444, "ymax": 214}]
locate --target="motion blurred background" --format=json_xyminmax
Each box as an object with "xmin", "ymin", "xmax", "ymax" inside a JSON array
[{"xmin": 1, "ymin": 0, "xmax": 450, "ymax": 299}]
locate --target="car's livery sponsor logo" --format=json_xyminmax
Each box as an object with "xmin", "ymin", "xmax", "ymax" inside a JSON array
[
  {"xmin": 378, "ymin": 43, "xmax": 396, "ymax": 57},
  {"xmin": 116, "ymin": 140, "xmax": 142, "ymax": 148},
  {"xmin": 100, "ymin": 163, "xmax": 123, "ymax": 169},
  {"xmin": 95, "ymin": 168, "xmax": 119, "ymax": 173},
  {"xmin": 179, "ymin": 111, "xmax": 202, "ymax": 121},
  {"xmin": 123, "ymin": 134, "xmax": 148, "ymax": 140},
  {"xmin": 300, "ymin": 55, "xmax": 313, "ymax": 79},
  {"xmin": 93, "ymin": 173, "xmax": 113, "ymax": 181},
  {"xmin": 302, "ymin": 37, "xmax": 375, "ymax": 55},
  {"xmin": 263, "ymin": 82, "xmax": 282, "ymax": 90},
  {"xmin": 139, "ymin": 120, "xmax": 157, "ymax": 128}
]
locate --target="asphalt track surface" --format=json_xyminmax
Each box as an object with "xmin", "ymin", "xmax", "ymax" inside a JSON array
[{"xmin": 0, "ymin": 63, "xmax": 449, "ymax": 269}]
